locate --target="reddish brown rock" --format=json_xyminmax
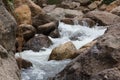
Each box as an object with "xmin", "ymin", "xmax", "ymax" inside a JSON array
[{"xmin": 14, "ymin": 4, "xmax": 32, "ymax": 25}]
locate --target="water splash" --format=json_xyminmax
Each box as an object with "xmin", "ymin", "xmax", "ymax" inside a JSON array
[{"xmin": 16, "ymin": 22, "xmax": 106, "ymax": 80}]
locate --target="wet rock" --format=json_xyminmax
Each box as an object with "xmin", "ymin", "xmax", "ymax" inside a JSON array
[
  {"xmin": 14, "ymin": 4, "xmax": 32, "ymax": 25},
  {"xmin": 85, "ymin": 11, "xmax": 120, "ymax": 26},
  {"xmin": 69, "ymin": 31, "xmax": 83, "ymax": 40},
  {"xmin": 17, "ymin": 24, "xmax": 36, "ymax": 41},
  {"xmin": 79, "ymin": 18, "xmax": 96, "ymax": 27},
  {"xmin": 76, "ymin": 40, "xmax": 97, "ymax": 55},
  {"xmin": 60, "ymin": 18, "xmax": 74, "ymax": 25},
  {"xmin": 16, "ymin": 58, "xmax": 33, "ymax": 69},
  {"xmin": 49, "ymin": 29, "xmax": 60, "ymax": 38},
  {"xmin": 37, "ymin": 21, "xmax": 58, "ymax": 35},
  {"xmin": 49, "ymin": 41, "xmax": 77, "ymax": 60},
  {"xmin": 23, "ymin": 34, "xmax": 52, "ymax": 51},
  {"xmin": 111, "ymin": 6, "xmax": 120, "ymax": 16},
  {"xmin": 0, "ymin": 0, "xmax": 20, "ymax": 80},
  {"xmin": 50, "ymin": 24, "xmax": 120, "ymax": 80}
]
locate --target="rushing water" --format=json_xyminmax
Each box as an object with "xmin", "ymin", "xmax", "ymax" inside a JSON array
[{"xmin": 16, "ymin": 22, "xmax": 106, "ymax": 80}]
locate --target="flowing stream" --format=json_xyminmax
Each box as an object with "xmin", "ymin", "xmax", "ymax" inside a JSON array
[{"xmin": 16, "ymin": 22, "xmax": 106, "ymax": 80}]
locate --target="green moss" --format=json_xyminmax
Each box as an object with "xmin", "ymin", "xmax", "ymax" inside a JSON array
[
  {"xmin": 47, "ymin": 0, "xmax": 62, "ymax": 4},
  {"xmin": 102, "ymin": 0, "xmax": 115, "ymax": 5},
  {"xmin": 91, "ymin": 0, "xmax": 115, "ymax": 5},
  {"xmin": 7, "ymin": 0, "xmax": 14, "ymax": 10}
]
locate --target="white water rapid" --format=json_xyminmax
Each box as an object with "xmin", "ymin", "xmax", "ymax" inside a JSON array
[{"xmin": 16, "ymin": 22, "xmax": 106, "ymax": 80}]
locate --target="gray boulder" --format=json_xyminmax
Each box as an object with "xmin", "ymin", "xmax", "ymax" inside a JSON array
[{"xmin": 0, "ymin": 0, "xmax": 20, "ymax": 80}]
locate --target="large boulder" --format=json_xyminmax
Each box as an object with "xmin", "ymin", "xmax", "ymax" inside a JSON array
[
  {"xmin": 85, "ymin": 11, "xmax": 120, "ymax": 26},
  {"xmin": 49, "ymin": 41, "xmax": 77, "ymax": 60},
  {"xmin": 23, "ymin": 34, "xmax": 52, "ymax": 51},
  {"xmin": 0, "ymin": 1, "xmax": 20, "ymax": 80},
  {"xmin": 50, "ymin": 23, "xmax": 120, "ymax": 80}
]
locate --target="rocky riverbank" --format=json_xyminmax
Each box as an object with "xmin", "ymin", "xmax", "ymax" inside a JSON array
[{"xmin": 1, "ymin": 0, "xmax": 120, "ymax": 80}]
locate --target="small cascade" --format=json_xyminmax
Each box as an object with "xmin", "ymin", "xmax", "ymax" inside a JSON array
[{"xmin": 16, "ymin": 22, "xmax": 106, "ymax": 80}]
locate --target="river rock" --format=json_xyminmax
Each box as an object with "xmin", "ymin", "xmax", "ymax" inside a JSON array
[
  {"xmin": 49, "ymin": 41, "xmax": 77, "ymax": 60},
  {"xmin": 50, "ymin": 23, "xmax": 120, "ymax": 80},
  {"xmin": 14, "ymin": 4, "xmax": 32, "ymax": 25},
  {"xmin": 79, "ymin": 18, "xmax": 96, "ymax": 27},
  {"xmin": 16, "ymin": 58, "xmax": 33, "ymax": 69},
  {"xmin": 17, "ymin": 24, "xmax": 36, "ymax": 41},
  {"xmin": 0, "ymin": 0, "xmax": 20, "ymax": 80},
  {"xmin": 23, "ymin": 34, "xmax": 52, "ymax": 51},
  {"xmin": 111, "ymin": 6, "xmax": 120, "ymax": 16},
  {"xmin": 60, "ymin": 18, "xmax": 74, "ymax": 25},
  {"xmin": 49, "ymin": 29, "xmax": 60, "ymax": 38},
  {"xmin": 37, "ymin": 21, "xmax": 58, "ymax": 35},
  {"xmin": 85, "ymin": 11, "xmax": 120, "ymax": 26}
]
